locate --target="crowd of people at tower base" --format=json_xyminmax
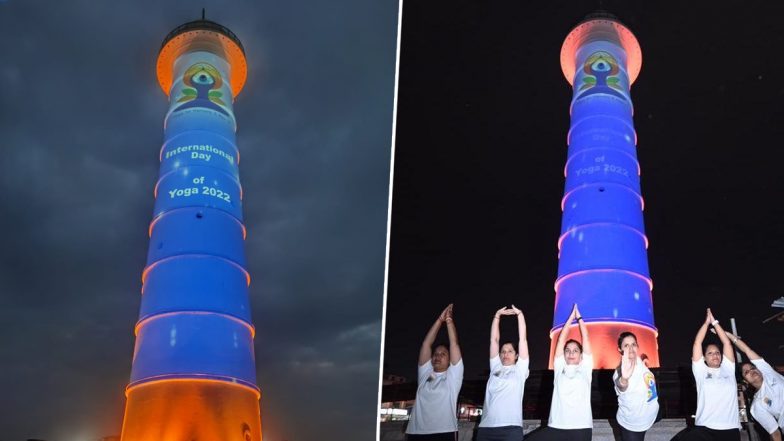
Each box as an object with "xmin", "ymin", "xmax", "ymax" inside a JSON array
[{"xmin": 404, "ymin": 304, "xmax": 783, "ymax": 441}]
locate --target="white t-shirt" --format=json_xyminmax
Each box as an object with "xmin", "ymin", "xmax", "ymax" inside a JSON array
[
  {"xmin": 549, "ymin": 353, "xmax": 593, "ymax": 429},
  {"xmin": 692, "ymin": 357, "xmax": 740, "ymax": 430},
  {"xmin": 406, "ymin": 359, "xmax": 464, "ymax": 434},
  {"xmin": 479, "ymin": 355, "xmax": 530, "ymax": 428},
  {"xmin": 749, "ymin": 358, "xmax": 784, "ymax": 434},
  {"xmin": 613, "ymin": 357, "xmax": 659, "ymax": 432}
]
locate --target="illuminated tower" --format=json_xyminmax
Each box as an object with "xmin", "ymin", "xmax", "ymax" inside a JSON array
[
  {"xmin": 551, "ymin": 13, "xmax": 658, "ymax": 368},
  {"xmin": 121, "ymin": 17, "xmax": 262, "ymax": 440}
]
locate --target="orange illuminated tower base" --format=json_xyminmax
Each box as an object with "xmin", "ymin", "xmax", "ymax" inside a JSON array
[
  {"xmin": 121, "ymin": 380, "xmax": 261, "ymax": 441},
  {"xmin": 548, "ymin": 322, "xmax": 659, "ymax": 369}
]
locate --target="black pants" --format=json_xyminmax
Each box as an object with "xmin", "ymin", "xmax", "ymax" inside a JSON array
[
  {"xmin": 407, "ymin": 432, "xmax": 457, "ymax": 441},
  {"xmin": 476, "ymin": 425, "xmax": 524, "ymax": 441},
  {"xmin": 525, "ymin": 426, "xmax": 591, "ymax": 441},
  {"xmin": 620, "ymin": 426, "xmax": 647, "ymax": 441},
  {"xmin": 672, "ymin": 426, "xmax": 740, "ymax": 441}
]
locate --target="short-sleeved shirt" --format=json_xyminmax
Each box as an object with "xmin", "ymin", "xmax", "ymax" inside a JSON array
[
  {"xmin": 613, "ymin": 357, "xmax": 659, "ymax": 432},
  {"xmin": 749, "ymin": 358, "xmax": 784, "ymax": 434},
  {"xmin": 549, "ymin": 353, "xmax": 593, "ymax": 429},
  {"xmin": 406, "ymin": 359, "xmax": 464, "ymax": 434},
  {"xmin": 478, "ymin": 355, "xmax": 530, "ymax": 428},
  {"xmin": 692, "ymin": 357, "xmax": 740, "ymax": 430}
]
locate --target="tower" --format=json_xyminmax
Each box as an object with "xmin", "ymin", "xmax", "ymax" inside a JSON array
[
  {"xmin": 120, "ymin": 17, "xmax": 262, "ymax": 440},
  {"xmin": 551, "ymin": 13, "xmax": 658, "ymax": 368}
]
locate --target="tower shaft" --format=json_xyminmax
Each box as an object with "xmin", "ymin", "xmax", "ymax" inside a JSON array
[
  {"xmin": 121, "ymin": 20, "xmax": 261, "ymax": 441},
  {"xmin": 551, "ymin": 17, "xmax": 658, "ymax": 368}
]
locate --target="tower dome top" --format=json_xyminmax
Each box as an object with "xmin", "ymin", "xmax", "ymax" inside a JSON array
[
  {"xmin": 560, "ymin": 13, "xmax": 642, "ymax": 85},
  {"xmin": 156, "ymin": 14, "xmax": 248, "ymax": 96}
]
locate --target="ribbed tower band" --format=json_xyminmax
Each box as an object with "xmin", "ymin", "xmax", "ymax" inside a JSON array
[{"xmin": 120, "ymin": 18, "xmax": 262, "ymax": 441}]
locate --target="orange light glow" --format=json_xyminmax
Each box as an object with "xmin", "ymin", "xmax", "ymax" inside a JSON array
[
  {"xmin": 147, "ymin": 208, "xmax": 248, "ymax": 238},
  {"xmin": 557, "ymin": 222, "xmax": 648, "ymax": 251},
  {"xmin": 560, "ymin": 19, "xmax": 642, "ymax": 86},
  {"xmin": 148, "ymin": 214, "xmax": 161, "ymax": 238},
  {"xmin": 121, "ymin": 378, "xmax": 261, "ymax": 441},
  {"xmin": 547, "ymin": 321, "xmax": 659, "ymax": 369},
  {"xmin": 561, "ymin": 183, "xmax": 643, "ymax": 211},
  {"xmin": 141, "ymin": 254, "xmax": 251, "ymax": 286},
  {"xmin": 157, "ymin": 30, "xmax": 248, "ymax": 97},
  {"xmin": 153, "ymin": 170, "xmax": 177, "ymax": 200},
  {"xmin": 553, "ymin": 268, "xmax": 653, "ymax": 292},
  {"xmin": 134, "ymin": 310, "xmax": 255, "ymax": 338}
]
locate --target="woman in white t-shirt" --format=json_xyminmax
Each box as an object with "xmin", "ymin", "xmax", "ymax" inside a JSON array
[
  {"xmin": 613, "ymin": 331, "xmax": 659, "ymax": 440},
  {"xmin": 406, "ymin": 304, "xmax": 464, "ymax": 441},
  {"xmin": 477, "ymin": 305, "xmax": 530, "ymax": 441},
  {"xmin": 680, "ymin": 308, "xmax": 740, "ymax": 441},
  {"xmin": 722, "ymin": 331, "xmax": 783, "ymax": 440},
  {"xmin": 527, "ymin": 304, "xmax": 593, "ymax": 441}
]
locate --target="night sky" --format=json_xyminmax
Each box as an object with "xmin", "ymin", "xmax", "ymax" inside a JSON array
[
  {"xmin": 0, "ymin": 2, "xmax": 397, "ymax": 440},
  {"xmin": 384, "ymin": 1, "xmax": 784, "ymax": 383}
]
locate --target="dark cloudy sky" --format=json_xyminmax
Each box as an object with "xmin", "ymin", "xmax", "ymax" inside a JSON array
[
  {"xmin": 385, "ymin": 1, "xmax": 784, "ymax": 382},
  {"xmin": 0, "ymin": 1, "xmax": 398, "ymax": 440}
]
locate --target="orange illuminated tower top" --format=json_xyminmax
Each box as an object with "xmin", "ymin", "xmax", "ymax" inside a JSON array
[
  {"xmin": 560, "ymin": 12, "xmax": 642, "ymax": 86},
  {"xmin": 156, "ymin": 13, "xmax": 248, "ymax": 96}
]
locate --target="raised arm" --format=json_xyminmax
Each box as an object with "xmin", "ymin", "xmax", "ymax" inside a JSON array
[
  {"xmin": 692, "ymin": 309, "xmax": 712, "ymax": 362},
  {"xmin": 444, "ymin": 304, "xmax": 461, "ymax": 365},
  {"xmin": 555, "ymin": 304, "xmax": 579, "ymax": 357},
  {"xmin": 574, "ymin": 304, "xmax": 591, "ymax": 356},
  {"xmin": 616, "ymin": 347, "xmax": 634, "ymax": 392},
  {"xmin": 490, "ymin": 307, "xmax": 508, "ymax": 359},
  {"xmin": 511, "ymin": 304, "xmax": 529, "ymax": 360},
  {"xmin": 709, "ymin": 309, "xmax": 734, "ymax": 363},
  {"xmin": 418, "ymin": 304, "xmax": 449, "ymax": 365},
  {"xmin": 723, "ymin": 331, "xmax": 762, "ymax": 361}
]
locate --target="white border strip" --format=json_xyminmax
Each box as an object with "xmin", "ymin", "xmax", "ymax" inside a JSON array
[{"xmin": 376, "ymin": 0, "xmax": 404, "ymax": 439}]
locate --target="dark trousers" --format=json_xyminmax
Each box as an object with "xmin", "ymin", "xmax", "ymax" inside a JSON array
[
  {"xmin": 525, "ymin": 426, "xmax": 592, "ymax": 441},
  {"xmin": 476, "ymin": 425, "xmax": 524, "ymax": 441},
  {"xmin": 672, "ymin": 426, "xmax": 740, "ymax": 441},
  {"xmin": 407, "ymin": 432, "xmax": 457, "ymax": 441},
  {"xmin": 620, "ymin": 425, "xmax": 647, "ymax": 441}
]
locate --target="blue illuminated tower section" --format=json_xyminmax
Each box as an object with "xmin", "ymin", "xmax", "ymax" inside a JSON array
[
  {"xmin": 551, "ymin": 14, "xmax": 659, "ymax": 368},
  {"xmin": 121, "ymin": 18, "xmax": 262, "ymax": 440}
]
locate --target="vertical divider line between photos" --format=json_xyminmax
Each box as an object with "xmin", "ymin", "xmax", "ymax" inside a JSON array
[{"xmin": 377, "ymin": 0, "xmax": 405, "ymax": 438}]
